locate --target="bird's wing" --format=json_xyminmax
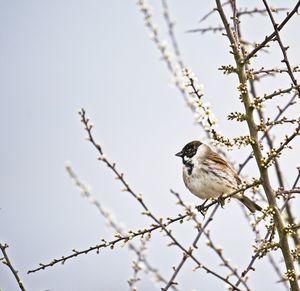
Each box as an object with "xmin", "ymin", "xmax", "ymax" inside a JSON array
[{"xmin": 209, "ymin": 150, "xmax": 241, "ymax": 184}]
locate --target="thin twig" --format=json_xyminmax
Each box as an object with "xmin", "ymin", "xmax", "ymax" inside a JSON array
[
  {"xmin": 128, "ymin": 238, "xmax": 146, "ymax": 291},
  {"xmin": 238, "ymin": 93, "xmax": 298, "ymax": 174},
  {"xmin": 77, "ymin": 109, "xmax": 244, "ymax": 291},
  {"xmin": 280, "ymin": 168, "xmax": 300, "ymax": 212},
  {"xmin": 235, "ymin": 226, "xmax": 275, "ymax": 287},
  {"xmin": 66, "ymin": 164, "xmax": 178, "ymax": 290},
  {"xmin": 261, "ymin": 0, "xmax": 300, "ymax": 96},
  {"xmin": 161, "ymin": 0, "xmax": 184, "ymax": 69},
  {"xmin": 29, "ymin": 109, "xmax": 244, "ymax": 291},
  {"xmin": 162, "ymin": 204, "xmax": 219, "ymax": 291},
  {"xmin": 199, "ymin": 1, "xmax": 230, "ymax": 23},
  {"xmin": 0, "ymin": 243, "xmax": 26, "ymax": 291},
  {"xmin": 264, "ymin": 123, "xmax": 300, "ymax": 166},
  {"xmin": 187, "ymin": 26, "xmax": 225, "ymax": 34},
  {"xmin": 252, "ymin": 66, "xmax": 300, "ymax": 76},
  {"xmin": 170, "ymin": 190, "xmax": 251, "ymax": 290},
  {"xmin": 245, "ymin": 1, "xmax": 300, "ymax": 61},
  {"xmin": 215, "ymin": 1, "xmax": 299, "ymax": 289},
  {"xmin": 237, "ymin": 7, "xmax": 288, "ymax": 17}
]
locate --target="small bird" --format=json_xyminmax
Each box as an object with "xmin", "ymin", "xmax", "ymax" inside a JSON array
[{"xmin": 175, "ymin": 140, "xmax": 261, "ymax": 213}]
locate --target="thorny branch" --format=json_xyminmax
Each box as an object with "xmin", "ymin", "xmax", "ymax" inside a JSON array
[
  {"xmin": 137, "ymin": 0, "xmax": 188, "ymax": 102},
  {"xmin": 238, "ymin": 93, "xmax": 298, "ymax": 174},
  {"xmin": 66, "ymin": 165, "xmax": 178, "ymax": 290},
  {"xmin": 237, "ymin": 7, "xmax": 288, "ymax": 17},
  {"xmin": 235, "ymin": 226, "xmax": 276, "ymax": 287},
  {"xmin": 0, "ymin": 243, "xmax": 26, "ymax": 291},
  {"xmin": 161, "ymin": 0, "xmax": 184, "ymax": 70},
  {"xmin": 245, "ymin": 1, "xmax": 300, "ymax": 61},
  {"xmin": 215, "ymin": 0, "xmax": 299, "ymax": 290},
  {"xmin": 168, "ymin": 190, "xmax": 251, "ymax": 291},
  {"xmin": 264, "ymin": 123, "xmax": 300, "ymax": 167},
  {"xmin": 280, "ymin": 167, "xmax": 300, "ymax": 212},
  {"xmin": 2, "ymin": 1, "xmax": 299, "ymax": 290},
  {"xmin": 162, "ymin": 204, "xmax": 220, "ymax": 291},
  {"xmin": 128, "ymin": 237, "xmax": 147, "ymax": 291},
  {"xmin": 29, "ymin": 109, "xmax": 248, "ymax": 291},
  {"xmin": 261, "ymin": 0, "xmax": 300, "ymax": 96},
  {"xmin": 77, "ymin": 108, "xmax": 246, "ymax": 291},
  {"xmin": 187, "ymin": 26, "xmax": 225, "ymax": 34}
]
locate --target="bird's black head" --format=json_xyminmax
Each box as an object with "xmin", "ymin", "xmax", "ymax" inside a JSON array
[{"xmin": 175, "ymin": 141, "xmax": 202, "ymax": 160}]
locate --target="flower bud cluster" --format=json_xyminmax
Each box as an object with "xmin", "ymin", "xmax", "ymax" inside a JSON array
[
  {"xmin": 285, "ymin": 269, "xmax": 297, "ymax": 282},
  {"xmin": 183, "ymin": 68, "xmax": 236, "ymax": 148}
]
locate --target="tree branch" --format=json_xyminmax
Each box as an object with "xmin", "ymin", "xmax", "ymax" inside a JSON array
[
  {"xmin": 215, "ymin": 1, "xmax": 299, "ymax": 289},
  {"xmin": 245, "ymin": 1, "xmax": 300, "ymax": 61},
  {"xmin": 0, "ymin": 243, "xmax": 26, "ymax": 291}
]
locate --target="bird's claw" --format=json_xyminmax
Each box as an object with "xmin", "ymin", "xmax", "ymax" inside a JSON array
[
  {"xmin": 196, "ymin": 199, "xmax": 208, "ymax": 216},
  {"xmin": 217, "ymin": 196, "xmax": 225, "ymax": 208}
]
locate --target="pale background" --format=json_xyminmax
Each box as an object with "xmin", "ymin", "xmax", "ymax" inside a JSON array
[{"xmin": 1, "ymin": 1, "xmax": 299, "ymax": 290}]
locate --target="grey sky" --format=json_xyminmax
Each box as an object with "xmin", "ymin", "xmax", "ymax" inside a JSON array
[{"xmin": 1, "ymin": 1, "xmax": 299, "ymax": 290}]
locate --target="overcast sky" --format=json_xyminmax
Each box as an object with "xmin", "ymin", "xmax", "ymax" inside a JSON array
[{"xmin": 1, "ymin": 1, "xmax": 299, "ymax": 290}]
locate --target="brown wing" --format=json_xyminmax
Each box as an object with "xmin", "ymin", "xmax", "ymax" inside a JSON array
[{"xmin": 209, "ymin": 150, "xmax": 241, "ymax": 184}]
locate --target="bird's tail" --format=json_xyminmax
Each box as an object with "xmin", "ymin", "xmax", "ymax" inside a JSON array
[{"xmin": 238, "ymin": 195, "xmax": 262, "ymax": 213}]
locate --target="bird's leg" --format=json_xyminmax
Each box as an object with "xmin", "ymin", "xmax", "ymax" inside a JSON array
[
  {"xmin": 217, "ymin": 194, "xmax": 226, "ymax": 208},
  {"xmin": 196, "ymin": 199, "xmax": 208, "ymax": 216}
]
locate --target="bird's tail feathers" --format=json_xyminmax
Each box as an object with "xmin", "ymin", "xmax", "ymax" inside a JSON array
[{"xmin": 238, "ymin": 195, "xmax": 262, "ymax": 213}]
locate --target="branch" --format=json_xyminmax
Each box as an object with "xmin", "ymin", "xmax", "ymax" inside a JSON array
[
  {"xmin": 136, "ymin": 0, "xmax": 188, "ymax": 102},
  {"xmin": 0, "ymin": 243, "xmax": 26, "ymax": 291},
  {"xmin": 237, "ymin": 7, "xmax": 288, "ymax": 17},
  {"xmin": 279, "ymin": 167, "xmax": 300, "ymax": 212},
  {"xmin": 27, "ymin": 208, "xmax": 242, "ymax": 291},
  {"xmin": 238, "ymin": 93, "xmax": 298, "ymax": 174},
  {"xmin": 29, "ymin": 109, "xmax": 244, "ymax": 290},
  {"xmin": 235, "ymin": 226, "xmax": 275, "ymax": 287},
  {"xmin": 162, "ymin": 204, "xmax": 219, "ymax": 291},
  {"xmin": 161, "ymin": 0, "xmax": 184, "ymax": 69},
  {"xmin": 262, "ymin": 85, "xmax": 300, "ymax": 101},
  {"xmin": 215, "ymin": 1, "xmax": 299, "ymax": 289},
  {"xmin": 77, "ymin": 108, "xmax": 246, "ymax": 291},
  {"xmin": 262, "ymin": 0, "xmax": 300, "ymax": 96},
  {"xmin": 66, "ymin": 164, "xmax": 178, "ymax": 290},
  {"xmin": 187, "ymin": 26, "xmax": 225, "ymax": 34},
  {"xmin": 245, "ymin": 1, "xmax": 300, "ymax": 61},
  {"xmin": 128, "ymin": 238, "xmax": 146, "ymax": 291},
  {"xmin": 264, "ymin": 122, "xmax": 300, "ymax": 167},
  {"xmin": 252, "ymin": 66, "xmax": 300, "ymax": 77},
  {"xmin": 199, "ymin": 1, "xmax": 230, "ymax": 23},
  {"xmin": 170, "ymin": 191, "xmax": 250, "ymax": 290}
]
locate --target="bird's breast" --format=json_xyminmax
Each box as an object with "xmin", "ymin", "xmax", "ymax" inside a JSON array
[{"xmin": 182, "ymin": 164, "xmax": 237, "ymax": 200}]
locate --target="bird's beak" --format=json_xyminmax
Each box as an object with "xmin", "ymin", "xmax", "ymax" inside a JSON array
[{"xmin": 175, "ymin": 151, "xmax": 183, "ymax": 158}]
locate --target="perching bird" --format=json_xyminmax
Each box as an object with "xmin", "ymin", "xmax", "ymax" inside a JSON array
[{"xmin": 175, "ymin": 140, "xmax": 262, "ymax": 213}]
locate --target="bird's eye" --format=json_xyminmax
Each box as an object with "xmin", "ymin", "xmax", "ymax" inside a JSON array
[{"xmin": 186, "ymin": 150, "xmax": 193, "ymax": 158}]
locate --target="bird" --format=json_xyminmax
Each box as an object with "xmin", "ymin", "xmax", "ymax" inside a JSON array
[{"xmin": 175, "ymin": 140, "xmax": 262, "ymax": 213}]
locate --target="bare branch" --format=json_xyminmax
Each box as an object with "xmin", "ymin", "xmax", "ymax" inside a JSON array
[
  {"xmin": 246, "ymin": 1, "xmax": 300, "ymax": 61},
  {"xmin": 261, "ymin": 0, "xmax": 300, "ymax": 96},
  {"xmin": 187, "ymin": 26, "xmax": 225, "ymax": 34},
  {"xmin": 198, "ymin": 2, "xmax": 230, "ymax": 23},
  {"xmin": 0, "ymin": 243, "xmax": 26, "ymax": 291},
  {"xmin": 264, "ymin": 122, "xmax": 300, "ymax": 167},
  {"xmin": 170, "ymin": 190, "xmax": 251, "ymax": 290},
  {"xmin": 215, "ymin": 0, "xmax": 300, "ymax": 289},
  {"xmin": 29, "ymin": 109, "xmax": 245, "ymax": 290},
  {"xmin": 237, "ymin": 7, "xmax": 288, "ymax": 17},
  {"xmin": 161, "ymin": 0, "xmax": 184, "ymax": 69},
  {"xmin": 162, "ymin": 204, "xmax": 219, "ymax": 291},
  {"xmin": 238, "ymin": 93, "xmax": 298, "ymax": 174},
  {"xmin": 235, "ymin": 226, "xmax": 275, "ymax": 287},
  {"xmin": 65, "ymin": 164, "xmax": 178, "ymax": 290}
]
